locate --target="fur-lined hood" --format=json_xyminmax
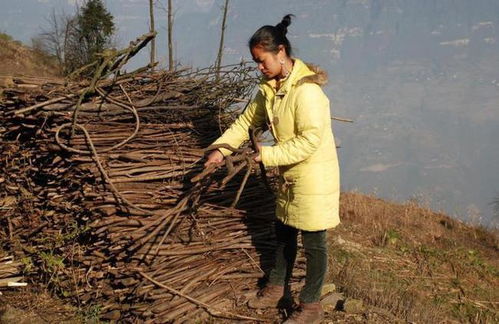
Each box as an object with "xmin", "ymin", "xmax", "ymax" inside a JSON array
[
  {"xmin": 260, "ymin": 58, "xmax": 328, "ymax": 94},
  {"xmin": 296, "ymin": 62, "xmax": 328, "ymax": 86}
]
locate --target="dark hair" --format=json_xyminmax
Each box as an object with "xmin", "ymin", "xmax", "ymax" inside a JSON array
[{"xmin": 249, "ymin": 14, "xmax": 294, "ymax": 56}]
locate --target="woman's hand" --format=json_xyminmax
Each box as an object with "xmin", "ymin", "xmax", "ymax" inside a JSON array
[
  {"xmin": 253, "ymin": 142, "xmax": 262, "ymax": 163},
  {"xmin": 204, "ymin": 149, "xmax": 224, "ymax": 167}
]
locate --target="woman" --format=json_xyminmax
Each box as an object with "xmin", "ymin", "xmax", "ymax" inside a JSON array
[{"xmin": 205, "ymin": 14, "xmax": 340, "ymax": 323}]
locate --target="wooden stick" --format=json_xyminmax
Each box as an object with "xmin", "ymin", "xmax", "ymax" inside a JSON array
[{"xmin": 137, "ymin": 270, "xmax": 263, "ymax": 322}]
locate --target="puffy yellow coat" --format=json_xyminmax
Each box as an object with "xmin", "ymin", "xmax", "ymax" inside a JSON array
[{"xmin": 212, "ymin": 58, "xmax": 340, "ymax": 231}]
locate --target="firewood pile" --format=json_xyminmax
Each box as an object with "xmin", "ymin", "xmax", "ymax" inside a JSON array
[{"xmin": 0, "ymin": 34, "xmax": 305, "ymax": 322}]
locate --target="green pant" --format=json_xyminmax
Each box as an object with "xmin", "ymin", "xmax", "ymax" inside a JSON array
[{"xmin": 268, "ymin": 221, "xmax": 327, "ymax": 303}]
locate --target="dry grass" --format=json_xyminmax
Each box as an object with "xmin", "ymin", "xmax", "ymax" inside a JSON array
[
  {"xmin": 0, "ymin": 37, "xmax": 59, "ymax": 78},
  {"xmin": 0, "ymin": 288, "xmax": 80, "ymax": 323},
  {"xmin": 328, "ymin": 192, "xmax": 499, "ymax": 323}
]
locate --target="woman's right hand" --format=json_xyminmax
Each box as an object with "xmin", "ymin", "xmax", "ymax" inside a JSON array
[{"xmin": 204, "ymin": 149, "xmax": 224, "ymax": 167}]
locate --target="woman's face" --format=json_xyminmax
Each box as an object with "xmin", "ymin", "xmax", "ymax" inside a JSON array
[{"xmin": 251, "ymin": 45, "xmax": 285, "ymax": 79}]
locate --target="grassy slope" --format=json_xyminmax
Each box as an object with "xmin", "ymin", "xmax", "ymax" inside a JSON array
[
  {"xmin": 328, "ymin": 192, "xmax": 498, "ymax": 323},
  {"xmin": 0, "ymin": 34, "xmax": 59, "ymax": 78}
]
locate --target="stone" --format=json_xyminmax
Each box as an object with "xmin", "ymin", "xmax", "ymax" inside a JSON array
[
  {"xmin": 343, "ymin": 298, "xmax": 365, "ymax": 314},
  {"xmin": 335, "ymin": 236, "xmax": 346, "ymax": 245},
  {"xmin": 0, "ymin": 77, "xmax": 14, "ymax": 88},
  {"xmin": 100, "ymin": 310, "xmax": 121, "ymax": 321},
  {"xmin": 321, "ymin": 283, "xmax": 336, "ymax": 296},
  {"xmin": 320, "ymin": 292, "xmax": 344, "ymax": 308}
]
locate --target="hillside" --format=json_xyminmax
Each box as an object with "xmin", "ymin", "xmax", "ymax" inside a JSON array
[
  {"xmin": 0, "ymin": 33, "xmax": 59, "ymax": 79},
  {"xmin": 331, "ymin": 192, "xmax": 498, "ymax": 323},
  {"xmin": 1, "ymin": 192, "xmax": 497, "ymax": 323}
]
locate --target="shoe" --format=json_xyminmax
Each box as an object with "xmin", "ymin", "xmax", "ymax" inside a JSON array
[
  {"xmin": 247, "ymin": 285, "xmax": 287, "ymax": 309},
  {"xmin": 282, "ymin": 302, "xmax": 324, "ymax": 324}
]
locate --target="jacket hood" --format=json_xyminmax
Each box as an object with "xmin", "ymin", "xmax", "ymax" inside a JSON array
[
  {"xmin": 260, "ymin": 58, "xmax": 328, "ymax": 94},
  {"xmin": 296, "ymin": 62, "xmax": 328, "ymax": 86}
]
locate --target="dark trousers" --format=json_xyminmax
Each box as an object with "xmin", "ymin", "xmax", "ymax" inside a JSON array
[{"xmin": 268, "ymin": 221, "xmax": 327, "ymax": 303}]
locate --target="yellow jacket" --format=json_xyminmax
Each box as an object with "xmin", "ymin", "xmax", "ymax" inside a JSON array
[{"xmin": 212, "ymin": 58, "xmax": 340, "ymax": 231}]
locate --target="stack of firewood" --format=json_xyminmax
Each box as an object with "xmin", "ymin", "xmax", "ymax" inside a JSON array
[{"xmin": 0, "ymin": 34, "xmax": 305, "ymax": 322}]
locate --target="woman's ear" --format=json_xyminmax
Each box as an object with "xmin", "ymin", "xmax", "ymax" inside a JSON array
[{"xmin": 277, "ymin": 45, "xmax": 286, "ymax": 57}]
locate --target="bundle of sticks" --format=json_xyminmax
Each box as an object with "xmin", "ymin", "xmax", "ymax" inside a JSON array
[{"xmin": 0, "ymin": 34, "xmax": 306, "ymax": 322}]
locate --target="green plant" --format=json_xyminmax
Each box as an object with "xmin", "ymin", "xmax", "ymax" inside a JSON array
[
  {"xmin": 76, "ymin": 0, "xmax": 115, "ymax": 65},
  {"xmin": 79, "ymin": 304, "xmax": 104, "ymax": 323},
  {"xmin": 0, "ymin": 32, "xmax": 14, "ymax": 42},
  {"xmin": 20, "ymin": 256, "xmax": 34, "ymax": 273},
  {"xmin": 382, "ymin": 229, "xmax": 401, "ymax": 246},
  {"xmin": 330, "ymin": 245, "xmax": 359, "ymax": 265},
  {"xmin": 39, "ymin": 251, "xmax": 65, "ymax": 274},
  {"xmin": 37, "ymin": 0, "xmax": 115, "ymax": 75}
]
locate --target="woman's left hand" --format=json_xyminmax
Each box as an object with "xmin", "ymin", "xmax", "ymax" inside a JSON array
[{"xmin": 253, "ymin": 142, "xmax": 262, "ymax": 162}]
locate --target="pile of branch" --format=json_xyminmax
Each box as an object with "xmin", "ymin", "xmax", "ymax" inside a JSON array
[{"xmin": 0, "ymin": 34, "xmax": 305, "ymax": 322}]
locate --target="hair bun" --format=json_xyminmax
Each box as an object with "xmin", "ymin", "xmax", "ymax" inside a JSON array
[{"xmin": 275, "ymin": 14, "xmax": 294, "ymax": 34}]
